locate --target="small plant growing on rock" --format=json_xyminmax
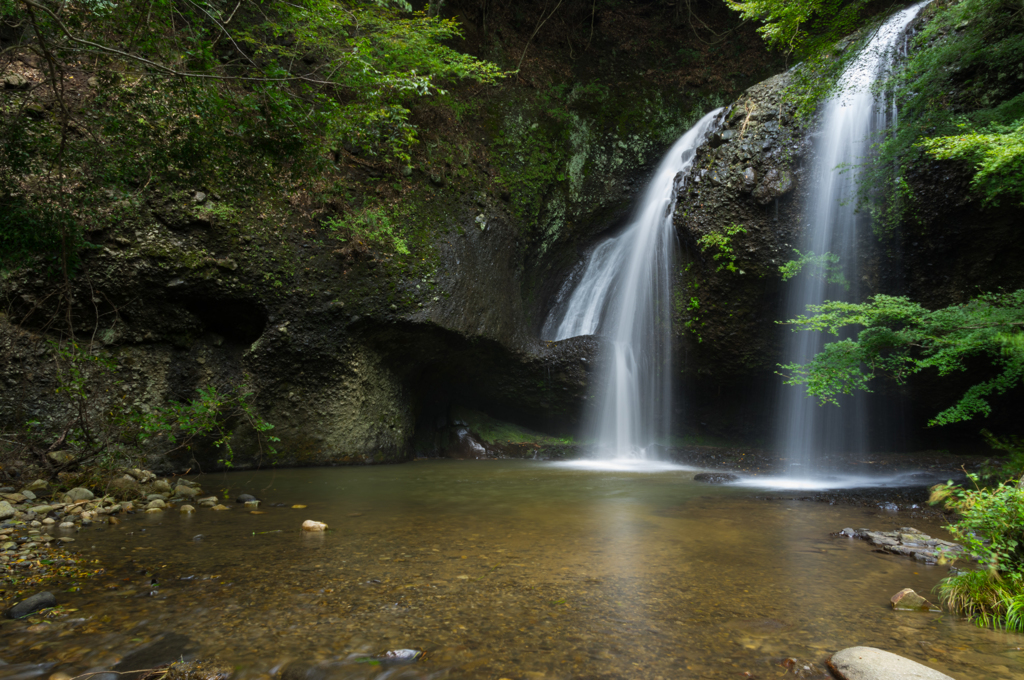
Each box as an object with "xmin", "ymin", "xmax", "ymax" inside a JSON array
[{"xmin": 697, "ymin": 223, "xmax": 747, "ymax": 274}]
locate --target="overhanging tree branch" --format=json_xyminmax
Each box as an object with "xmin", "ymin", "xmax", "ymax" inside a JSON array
[{"xmin": 20, "ymin": 0, "xmax": 341, "ymax": 86}]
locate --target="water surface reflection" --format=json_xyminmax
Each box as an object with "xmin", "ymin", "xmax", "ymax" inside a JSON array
[{"xmin": 1, "ymin": 461, "xmax": 1020, "ymax": 680}]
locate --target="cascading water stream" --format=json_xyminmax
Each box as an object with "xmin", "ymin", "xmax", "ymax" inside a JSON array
[
  {"xmin": 778, "ymin": 2, "xmax": 929, "ymax": 477},
  {"xmin": 542, "ymin": 109, "xmax": 722, "ymax": 460}
]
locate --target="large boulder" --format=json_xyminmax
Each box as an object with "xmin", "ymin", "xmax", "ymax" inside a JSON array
[{"xmin": 828, "ymin": 647, "xmax": 953, "ymax": 680}]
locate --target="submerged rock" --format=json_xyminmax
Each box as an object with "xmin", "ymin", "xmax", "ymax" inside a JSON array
[
  {"xmin": 828, "ymin": 646, "xmax": 952, "ymax": 680},
  {"xmin": 693, "ymin": 472, "xmax": 739, "ymax": 484},
  {"xmin": 5, "ymin": 591, "xmax": 56, "ymax": 619},
  {"xmin": 113, "ymin": 633, "xmax": 199, "ymax": 679},
  {"xmin": 302, "ymin": 520, "xmax": 327, "ymax": 531},
  {"xmin": 236, "ymin": 494, "xmax": 257, "ymax": 503}
]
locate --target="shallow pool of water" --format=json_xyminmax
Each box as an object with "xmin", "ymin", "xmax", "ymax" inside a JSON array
[{"xmin": 2, "ymin": 460, "xmax": 1022, "ymax": 680}]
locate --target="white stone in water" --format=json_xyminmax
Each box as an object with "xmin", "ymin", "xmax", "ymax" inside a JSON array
[
  {"xmin": 58, "ymin": 522, "xmax": 75, "ymax": 529},
  {"xmin": 302, "ymin": 520, "xmax": 327, "ymax": 532},
  {"xmin": 42, "ymin": 518, "xmax": 55, "ymax": 525},
  {"xmin": 180, "ymin": 505, "xmax": 195, "ymax": 513},
  {"xmin": 829, "ymin": 647, "xmax": 953, "ymax": 680}
]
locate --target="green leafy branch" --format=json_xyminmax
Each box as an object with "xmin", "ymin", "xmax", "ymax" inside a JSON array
[
  {"xmin": 918, "ymin": 119, "xmax": 1024, "ymax": 207},
  {"xmin": 778, "ymin": 289, "xmax": 1024, "ymax": 426},
  {"xmin": 778, "ymin": 248, "xmax": 848, "ymax": 290},
  {"xmin": 139, "ymin": 384, "xmax": 279, "ymax": 468}
]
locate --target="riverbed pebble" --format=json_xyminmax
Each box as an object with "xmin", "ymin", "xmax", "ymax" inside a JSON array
[
  {"xmin": 175, "ymin": 484, "xmax": 198, "ymax": 498},
  {"xmin": 302, "ymin": 520, "xmax": 327, "ymax": 531},
  {"xmin": 64, "ymin": 487, "xmax": 94, "ymax": 502}
]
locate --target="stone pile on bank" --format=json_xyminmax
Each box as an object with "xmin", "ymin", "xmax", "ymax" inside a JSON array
[{"xmin": 1, "ymin": 468, "xmax": 207, "ymax": 576}]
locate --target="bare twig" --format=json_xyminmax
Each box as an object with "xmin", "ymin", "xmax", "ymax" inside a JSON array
[
  {"xmin": 19, "ymin": 0, "xmax": 341, "ymax": 87},
  {"xmin": 516, "ymin": 0, "xmax": 564, "ymax": 77}
]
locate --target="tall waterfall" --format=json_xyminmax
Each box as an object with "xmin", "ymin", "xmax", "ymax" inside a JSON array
[
  {"xmin": 543, "ymin": 109, "xmax": 722, "ymax": 459},
  {"xmin": 778, "ymin": 2, "xmax": 929, "ymax": 475}
]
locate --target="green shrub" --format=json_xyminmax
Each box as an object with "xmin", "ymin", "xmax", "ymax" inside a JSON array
[
  {"xmin": 936, "ymin": 570, "xmax": 1024, "ymax": 631},
  {"xmin": 932, "ymin": 473, "xmax": 1024, "ymax": 631},
  {"xmin": 931, "ymin": 477, "xmax": 1024, "ymax": 572},
  {"xmin": 6, "ymin": 340, "xmax": 278, "ymax": 472},
  {"xmin": 324, "ymin": 204, "xmax": 410, "ymax": 255}
]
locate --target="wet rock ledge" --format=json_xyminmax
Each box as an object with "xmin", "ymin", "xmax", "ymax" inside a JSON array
[{"xmin": 834, "ymin": 526, "xmax": 966, "ymax": 566}]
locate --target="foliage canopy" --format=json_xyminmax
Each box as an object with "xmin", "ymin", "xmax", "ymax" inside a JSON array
[{"xmin": 0, "ymin": 0, "xmax": 502, "ymax": 271}]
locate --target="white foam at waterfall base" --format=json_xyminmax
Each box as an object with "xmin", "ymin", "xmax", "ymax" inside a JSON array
[
  {"xmin": 728, "ymin": 470, "xmax": 946, "ymax": 491},
  {"xmin": 550, "ymin": 458, "xmax": 699, "ymax": 473},
  {"xmin": 543, "ymin": 109, "xmax": 723, "ymax": 460},
  {"xmin": 776, "ymin": 1, "xmax": 931, "ymax": 477}
]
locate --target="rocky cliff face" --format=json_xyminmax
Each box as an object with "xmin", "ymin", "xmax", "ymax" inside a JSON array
[
  {"xmin": 0, "ymin": 88, "xmax": 730, "ymax": 470},
  {"xmin": 671, "ymin": 65, "xmax": 1024, "ymax": 449},
  {"xmin": 671, "ymin": 73, "xmax": 809, "ymax": 441}
]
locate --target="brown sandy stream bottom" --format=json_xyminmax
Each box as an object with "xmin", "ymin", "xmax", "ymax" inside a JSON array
[{"xmin": 2, "ymin": 460, "xmax": 1022, "ymax": 680}]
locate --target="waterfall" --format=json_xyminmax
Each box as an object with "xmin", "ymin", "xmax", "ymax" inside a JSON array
[
  {"xmin": 778, "ymin": 2, "xmax": 929, "ymax": 476},
  {"xmin": 543, "ymin": 109, "xmax": 722, "ymax": 459}
]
